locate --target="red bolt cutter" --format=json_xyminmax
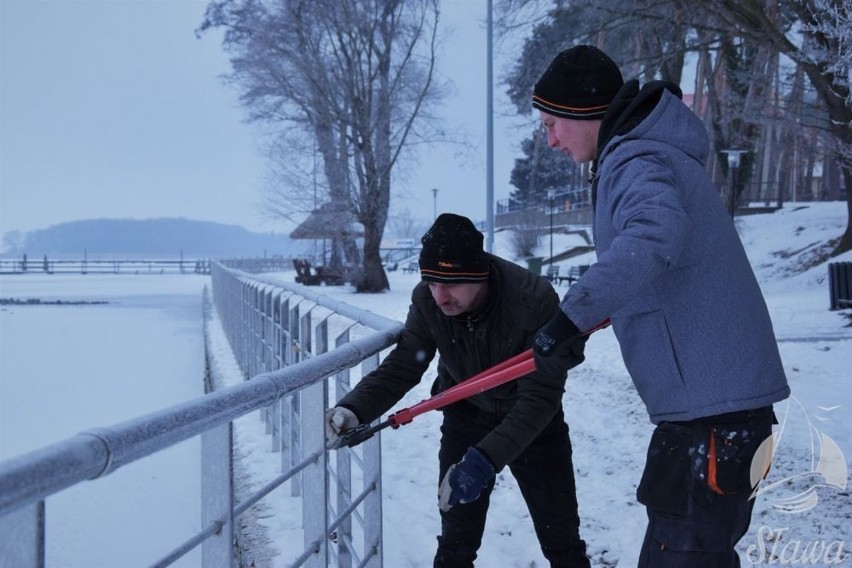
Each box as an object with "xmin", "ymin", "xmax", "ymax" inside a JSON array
[{"xmin": 329, "ymin": 318, "xmax": 611, "ymax": 450}]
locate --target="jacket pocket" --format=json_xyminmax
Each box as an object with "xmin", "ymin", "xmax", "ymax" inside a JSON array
[
  {"xmin": 637, "ymin": 422, "xmax": 694, "ymax": 515},
  {"xmin": 706, "ymin": 410, "xmax": 774, "ymax": 495},
  {"xmin": 616, "ymin": 309, "xmax": 689, "ymax": 415}
]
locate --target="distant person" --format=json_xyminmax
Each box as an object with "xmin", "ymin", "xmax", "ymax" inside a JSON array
[
  {"xmin": 326, "ymin": 213, "xmax": 590, "ymax": 567},
  {"xmin": 530, "ymin": 45, "xmax": 790, "ymax": 567}
]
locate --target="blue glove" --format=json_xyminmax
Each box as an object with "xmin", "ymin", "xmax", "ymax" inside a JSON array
[
  {"xmin": 533, "ymin": 310, "xmax": 587, "ymax": 376},
  {"xmin": 438, "ymin": 447, "xmax": 495, "ymax": 512}
]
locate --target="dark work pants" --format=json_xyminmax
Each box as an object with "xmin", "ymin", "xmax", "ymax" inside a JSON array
[
  {"xmin": 434, "ymin": 405, "xmax": 589, "ymax": 568},
  {"xmin": 637, "ymin": 407, "xmax": 775, "ymax": 568}
]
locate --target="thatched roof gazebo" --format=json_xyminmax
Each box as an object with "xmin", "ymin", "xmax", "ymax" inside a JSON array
[
  {"xmin": 289, "ymin": 203, "xmax": 364, "ymax": 240},
  {"xmin": 289, "ymin": 203, "xmax": 363, "ymax": 284}
]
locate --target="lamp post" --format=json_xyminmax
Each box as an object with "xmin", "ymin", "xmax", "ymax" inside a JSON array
[
  {"xmin": 432, "ymin": 188, "xmax": 438, "ymax": 220},
  {"xmin": 721, "ymin": 149, "xmax": 746, "ymax": 218},
  {"xmin": 547, "ymin": 189, "xmax": 555, "ymax": 265}
]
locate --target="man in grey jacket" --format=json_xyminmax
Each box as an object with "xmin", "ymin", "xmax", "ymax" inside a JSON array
[
  {"xmin": 326, "ymin": 213, "xmax": 590, "ymax": 567},
  {"xmin": 531, "ymin": 45, "xmax": 790, "ymax": 567}
]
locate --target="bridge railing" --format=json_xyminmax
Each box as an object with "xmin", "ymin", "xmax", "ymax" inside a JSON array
[{"xmin": 0, "ymin": 260, "xmax": 404, "ymax": 567}]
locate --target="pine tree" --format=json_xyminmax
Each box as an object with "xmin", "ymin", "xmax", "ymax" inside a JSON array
[{"xmin": 509, "ymin": 128, "xmax": 581, "ymax": 209}]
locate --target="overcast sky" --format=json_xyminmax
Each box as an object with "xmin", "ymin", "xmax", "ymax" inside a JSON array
[{"xmin": 0, "ymin": 0, "xmax": 525, "ymax": 238}]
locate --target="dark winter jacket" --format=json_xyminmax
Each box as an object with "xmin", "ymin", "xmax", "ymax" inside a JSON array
[
  {"xmin": 337, "ymin": 254, "xmax": 564, "ymax": 470},
  {"xmin": 561, "ymin": 79, "xmax": 790, "ymax": 423}
]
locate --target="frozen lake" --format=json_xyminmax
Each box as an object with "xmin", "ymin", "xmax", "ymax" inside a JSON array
[{"xmin": 0, "ymin": 274, "xmax": 210, "ymax": 567}]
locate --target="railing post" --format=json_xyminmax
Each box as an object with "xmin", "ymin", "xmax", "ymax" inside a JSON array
[
  {"xmin": 361, "ymin": 354, "xmax": 383, "ymax": 568},
  {"xmin": 252, "ymin": 283, "xmax": 263, "ymax": 378},
  {"xmin": 201, "ymin": 422, "xmax": 233, "ymax": 567},
  {"xmin": 334, "ymin": 328, "xmax": 354, "ymax": 568},
  {"xmin": 301, "ymin": 380, "xmax": 328, "ymax": 567},
  {"xmin": 0, "ymin": 501, "xmax": 44, "ymax": 568},
  {"xmin": 241, "ymin": 281, "xmax": 250, "ymax": 376},
  {"xmin": 288, "ymin": 301, "xmax": 302, "ymax": 497},
  {"xmin": 264, "ymin": 288, "xmax": 275, "ymax": 372},
  {"xmin": 296, "ymin": 306, "xmax": 314, "ymax": 498},
  {"xmin": 274, "ymin": 297, "xmax": 291, "ymax": 452}
]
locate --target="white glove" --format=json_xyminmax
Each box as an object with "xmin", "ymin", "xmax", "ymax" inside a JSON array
[{"xmin": 325, "ymin": 407, "xmax": 359, "ymax": 443}]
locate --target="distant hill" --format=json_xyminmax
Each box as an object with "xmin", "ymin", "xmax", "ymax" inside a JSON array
[{"xmin": 1, "ymin": 218, "xmax": 313, "ymax": 258}]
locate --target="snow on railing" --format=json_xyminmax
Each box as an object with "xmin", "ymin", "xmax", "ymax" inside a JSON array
[{"xmin": 0, "ymin": 261, "xmax": 403, "ymax": 567}]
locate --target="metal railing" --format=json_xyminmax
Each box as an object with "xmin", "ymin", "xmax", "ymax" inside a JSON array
[
  {"xmin": 0, "ymin": 261, "xmax": 404, "ymax": 567},
  {"xmin": 0, "ymin": 255, "xmax": 303, "ymax": 275},
  {"xmin": 0, "ymin": 255, "xmax": 212, "ymax": 275}
]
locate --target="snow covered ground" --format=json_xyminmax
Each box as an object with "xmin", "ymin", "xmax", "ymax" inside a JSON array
[{"xmin": 1, "ymin": 202, "xmax": 850, "ymax": 567}]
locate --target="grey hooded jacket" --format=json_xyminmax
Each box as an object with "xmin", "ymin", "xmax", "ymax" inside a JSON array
[{"xmin": 561, "ymin": 80, "xmax": 790, "ymax": 423}]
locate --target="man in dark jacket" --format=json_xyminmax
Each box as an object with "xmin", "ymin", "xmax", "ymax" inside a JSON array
[
  {"xmin": 325, "ymin": 213, "xmax": 590, "ymax": 567},
  {"xmin": 531, "ymin": 45, "xmax": 790, "ymax": 567}
]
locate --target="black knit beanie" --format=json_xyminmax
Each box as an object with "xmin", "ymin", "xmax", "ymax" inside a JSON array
[
  {"xmin": 532, "ymin": 45, "xmax": 624, "ymax": 120},
  {"xmin": 419, "ymin": 213, "xmax": 489, "ymax": 283}
]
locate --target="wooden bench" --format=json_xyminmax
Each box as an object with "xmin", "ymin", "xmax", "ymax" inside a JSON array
[
  {"xmin": 545, "ymin": 264, "xmax": 560, "ymax": 282},
  {"xmin": 402, "ymin": 261, "xmax": 419, "ymax": 274},
  {"xmin": 550, "ymin": 265, "xmax": 588, "ymax": 286},
  {"xmin": 293, "ymin": 258, "xmax": 322, "ymax": 285},
  {"xmin": 292, "ymin": 259, "xmax": 347, "ymax": 286},
  {"xmin": 562, "ymin": 265, "xmax": 584, "ymax": 285}
]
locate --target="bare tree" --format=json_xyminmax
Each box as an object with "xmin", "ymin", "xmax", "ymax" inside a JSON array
[
  {"xmin": 387, "ymin": 207, "xmax": 429, "ymax": 241},
  {"xmin": 509, "ymin": 209, "xmax": 545, "ymax": 258},
  {"xmin": 501, "ymin": 0, "xmax": 851, "ymax": 255},
  {"xmin": 701, "ymin": 0, "xmax": 851, "ymax": 255},
  {"xmin": 200, "ymin": 0, "xmax": 442, "ymax": 291},
  {"xmin": 255, "ymin": 135, "xmax": 324, "ymax": 226}
]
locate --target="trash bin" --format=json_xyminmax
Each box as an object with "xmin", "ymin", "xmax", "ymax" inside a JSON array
[{"xmin": 526, "ymin": 256, "xmax": 543, "ymax": 276}]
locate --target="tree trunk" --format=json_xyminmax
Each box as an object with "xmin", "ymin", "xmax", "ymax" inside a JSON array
[
  {"xmin": 732, "ymin": 0, "xmax": 852, "ymax": 254},
  {"xmin": 356, "ymin": 226, "xmax": 390, "ymax": 293},
  {"xmin": 834, "ymin": 165, "xmax": 852, "ymax": 256}
]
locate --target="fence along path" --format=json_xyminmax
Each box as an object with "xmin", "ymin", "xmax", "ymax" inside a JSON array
[
  {"xmin": 0, "ymin": 255, "xmax": 297, "ymax": 275},
  {"xmin": 0, "ymin": 261, "xmax": 403, "ymax": 566}
]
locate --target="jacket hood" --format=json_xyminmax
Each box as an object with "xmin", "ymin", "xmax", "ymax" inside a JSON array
[{"xmin": 595, "ymin": 79, "xmax": 707, "ymax": 172}]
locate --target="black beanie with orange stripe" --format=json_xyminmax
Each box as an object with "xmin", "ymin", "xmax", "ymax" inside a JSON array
[
  {"xmin": 419, "ymin": 213, "xmax": 489, "ymax": 284},
  {"xmin": 532, "ymin": 45, "xmax": 624, "ymax": 120}
]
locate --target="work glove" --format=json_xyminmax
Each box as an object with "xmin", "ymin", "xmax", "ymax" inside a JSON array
[
  {"xmin": 533, "ymin": 310, "xmax": 588, "ymax": 376},
  {"xmin": 324, "ymin": 407, "xmax": 359, "ymax": 444},
  {"xmin": 438, "ymin": 447, "xmax": 495, "ymax": 512}
]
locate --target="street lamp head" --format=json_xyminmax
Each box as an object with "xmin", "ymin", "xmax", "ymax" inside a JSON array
[
  {"xmin": 721, "ymin": 149, "xmax": 747, "ymax": 218},
  {"xmin": 721, "ymin": 148, "xmax": 747, "ymax": 169}
]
